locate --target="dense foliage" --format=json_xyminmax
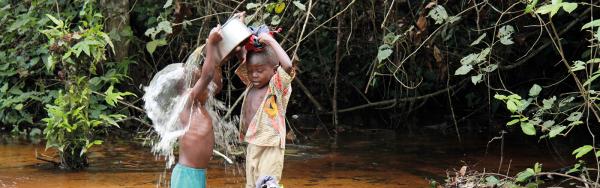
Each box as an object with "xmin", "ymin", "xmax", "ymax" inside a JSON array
[
  {"xmin": 3, "ymin": 1, "xmax": 600, "ymax": 186},
  {"xmin": 1, "ymin": 0, "xmax": 133, "ymax": 169}
]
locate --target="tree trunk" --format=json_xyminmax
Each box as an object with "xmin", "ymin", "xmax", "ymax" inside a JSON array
[
  {"xmin": 332, "ymin": 5, "xmax": 345, "ymax": 147},
  {"xmin": 100, "ymin": 0, "xmax": 130, "ymax": 61}
]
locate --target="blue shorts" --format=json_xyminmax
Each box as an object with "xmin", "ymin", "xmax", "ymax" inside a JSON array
[{"xmin": 170, "ymin": 163, "xmax": 206, "ymax": 188}]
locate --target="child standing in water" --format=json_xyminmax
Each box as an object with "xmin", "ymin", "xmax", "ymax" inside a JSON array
[
  {"xmin": 236, "ymin": 26, "xmax": 294, "ymax": 188},
  {"xmin": 169, "ymin": 24, "xmax": 223, "ymax": 188}
]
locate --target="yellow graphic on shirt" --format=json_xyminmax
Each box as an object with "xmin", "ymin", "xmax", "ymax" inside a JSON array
[{"xmin": 264, "ymin": 95, "xmax": 278, "ymax": 118}]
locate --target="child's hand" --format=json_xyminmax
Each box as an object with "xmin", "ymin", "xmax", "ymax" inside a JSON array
[
  {"xmin": 207, "ymin": 25, "xmax": 222, "ymax": 45},
  {"xmin": 233, "ymin": 11, "xmax": 246, "ymax": 23},
  {"xmin": 234, "ymin": 46, "xmax": 247, "ymax": 63},
  {"xmin": 257, "ymin": 32, "xmax": 275, "ymax": 45}
]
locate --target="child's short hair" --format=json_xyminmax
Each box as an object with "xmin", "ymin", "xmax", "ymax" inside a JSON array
[{"xmin": 246, "ymin": 46, "xmax": 278, "ymax": 67}]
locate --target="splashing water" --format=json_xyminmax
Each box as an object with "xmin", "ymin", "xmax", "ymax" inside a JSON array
[{"xmin": 143, "ymin": 46, "xmax": 243, "ymax": 168}]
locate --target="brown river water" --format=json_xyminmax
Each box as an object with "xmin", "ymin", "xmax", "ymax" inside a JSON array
[{"xmin": 0, "ymin": 130, "xmax": 569, "ymax": 188}]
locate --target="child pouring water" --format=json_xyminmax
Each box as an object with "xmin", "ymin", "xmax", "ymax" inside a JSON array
[{"xmin": 168, "ymin": 12, "xmax": 248, "ymax": 188}]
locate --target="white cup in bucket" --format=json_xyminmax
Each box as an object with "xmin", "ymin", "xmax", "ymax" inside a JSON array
[{"xmin": 216, "ymin": 17, "xmax": 251, "ymax": 62}]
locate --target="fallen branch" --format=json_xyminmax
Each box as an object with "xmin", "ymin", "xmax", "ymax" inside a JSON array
[
  {"xmin": 323, "ymin": 78, "xmax": 467, "ymax": 114},
  {"xmin": 35, "ymin": 149, "xmax": 60, "ymax": 166},
  {"xmin": 294, "ymin": 77, "xmax": 325, "ymax": 111}
]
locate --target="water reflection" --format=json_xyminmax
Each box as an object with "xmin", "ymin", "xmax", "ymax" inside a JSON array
[{"xmin": 0, "ymin": 130, "xmax": 567, "ymax": 187}]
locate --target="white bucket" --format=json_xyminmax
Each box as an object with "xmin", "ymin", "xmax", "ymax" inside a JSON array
[{"xmin": 217, "ymin": 18, "xmax": 251, "ymax": 62}]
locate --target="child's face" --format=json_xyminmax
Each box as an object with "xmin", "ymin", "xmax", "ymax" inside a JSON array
[{"xmin": 247, "ymin": 55, "xmax": 276, "ymax": 88}]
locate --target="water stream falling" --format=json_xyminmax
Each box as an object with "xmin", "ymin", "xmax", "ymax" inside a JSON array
[{"xmin": 142, "ymin": 46, "xmax": 243, "ymax": 169}]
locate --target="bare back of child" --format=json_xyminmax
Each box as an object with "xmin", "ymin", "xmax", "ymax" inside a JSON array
[
  {"xmin": 170, "ymin": 25, "xmax": 224, "ymax": 188},
  {"xmin": 178, "ymin": 97, "xmax": 215, "ymax": 168}
]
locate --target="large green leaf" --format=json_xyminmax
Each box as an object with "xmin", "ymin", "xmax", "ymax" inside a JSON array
[
  {"xmin": 498, "ymin": 25, "xmax": 515, "ymax": 45},
  {"xmin": 572, "ymin": 145, "xmax": 593, "ymax": 159},
  {"xmin": 516, "ymin": 168, "xmax": 535, "ymax": 182},
  {"xmin": 428, "ymin": 5, "xmax": 448, "ymax": 25},
  {"xmin": 292, "ymin": 1, "xmax": 306, "ymax": 11},
  {"xmin": 582, "ymin": 19, "xmax": 600, "ymax": 30},
  {"xmin": 520, "ymin": 122, "xmax": 536, "ymax": 135},
  {"xmin": 529, "ymin": 84, "xmax": 542, "ymax": 97},
  {"xmin": 549, "ymin": 125, "xmax": 566, "ymax": 138},
  {"xmin": 454, "ymin": 64, "xmax": 472, "ymax": 75},
  {"xmin": 377, "ymin": 45, "xmax": 393, "ymax": 62},
  {"xmin": 561, "ymin": 2, "xmax": 577, "ymax": 13},
  {"xmin": 470, "ymin": 33, "xmax": 486, "ymax": 46},
  {"xmin": 146, "ymin": 39, "xmax": 167, "ymax": 54}
]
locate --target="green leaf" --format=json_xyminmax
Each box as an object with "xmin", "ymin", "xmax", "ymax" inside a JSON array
[
  {"xmin": 572, "ymin": 145, "xmax": 593, "ymax": 159},
  {"xmin": 274, "ymin": 2, "xmax": 286, "ymax": 14},
  {"xmin": 447, "ymin": 16, "xmax": 461, "ymax": 24},
  {"xmin": 507, "ymin": 99, "xmax": 520, "ymax": 113},
  {"xmin": 498, "ymin": 25, "xmax": 515, "ymax": 45},
  {"xmin": 529, "ymin": 84, "xmax": 542, "ymax": 97},
  {"xmin": 144, "ymin": 28, "xmax": 158, "ymax": 39},
  {"xmin": 104, "ymin": 85, "xmax": 121, "ymax": 106},
  {"xmin": 568, "ymin": 121, "xmax": 583, "ymax": 126},
  {"xmin": 271, "ymin": 15, "xmax": 282, "ymax": 25},
  {"xmin": 583, "ymin": 72, "xmax": 600, "ymax": 86},
  {"xmin": 384, "ymin": 33, "xmax": 401, "ymax": 45},
  {"xmin": 571, "ymin": 60, "xmax": 586, "ymax": 72},
  {"xmin": 470, "ymin": 33, "xmax": 487, "ymax": 46},
  {"xmin": 561, "ymin": 2, "xmax": 577, "ymax": 13},
  {"xmin": 377, "ymin": 46, "xmax": 393, "ymax": 62},
  {"xmin": 542, "ymin": 96, "xmax": 556, "ymax": 110},
  {"xmin": 549, "ymin": 125, "xmax": 566, "ymax": 138},
  {"xmin": 454, "ymin": 64, "xmax": 473, "ymax": 75},
  {"xmin": 567, "ymin": 163, "xmax": 581, "ymax": 174},
  {"xmin": 521, "ymin": 122, "xmax": 536, "ymax": 135},
  {"xmin": 494, "ymin": 94, "xmax": 507, "ymax": 100},
  {"xmin": 428, "ymin": 5, "xmax": 448, "ymax": 25},
  {"xmin": 567, "ymin": 112, "xmax": 582, "ymax": 122},
  {"xmin": 582, "ymin": 19, "xmax": 600, "ymax": 30},
  {"xmin": 460, "ymin": 53, "xmax": 478, "ymax": 65},
  {"xmin": 0, "ymin": 83, "xmax": 7, "ymax": 93},
  {"xmin": 163, "ymin": 0, "xmax": 173, "ymax": 8},
  {"xmin": 507, "ymin": 118, "xmax": 520, "ymax": 126},
  {"xmin": 534, "ymin": 162, "xmax": 542, "ymax": 173},
  {"xmin": 516, "ymin": 168, "xmax": 535, "ymax": 182},
  {"xmin": 542, "ymin": 120, "xmax": 555, "ymax": 128},
  {"xmin": 485, "ymin": 176, "xmax": 500, "ymax": 186},
  {"xmin": 482, "ymin": 64, "xmax": 498, "ymax": 73},
  {"xmin": 471, "ymin": 74, "xmax": 483, "ymax": 85},
  {"xmin": 559, "ymin": 96, "xmax": 575, "ymax": 107},
  {"xmin": 476, "ymin": 48, "xmax": 491, "ymax": 64},
  {"xmin": 14, "ymin": 103, "xmax": 23, "ymax": 110},
  {"xmin": 146, "ymin": 39, "xmax": 167, "ymax": 54},
  {"xmin": 292, "ymin": 1, "xmax": 306, "ymax": 11},
  {"xmin": 157, "ymin": 21, "xmax": 173, "ymax": 34},
  {"xmin": 587, "ymin": 58, "xmax": 600, "ymax": 64},
  {"xmin": 45, "ymin": 14, "xmax": 63, "ymax": 27},
  {"xmin": 536, "ymin": 4, "xmax": 561, "ymax": 17},
  {"xmin": 101, "ymin": 33, "xmax": 115, "ymax": 54},
  {"xmin": 246, "ymin": 3, "xmax": 260, "ymax": 10},
  {"xmin": 525, "ymin": 0, "xmax": 539, "ymax": 14}
]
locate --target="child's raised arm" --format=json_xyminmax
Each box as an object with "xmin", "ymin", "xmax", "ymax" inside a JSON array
[
  {"xmin": 190, "ymin": 25, "xmax": 222, "ymax": 103},
  {"xmin": 259, "ymin": 33, "xmax": 292, "ymax": 73}
]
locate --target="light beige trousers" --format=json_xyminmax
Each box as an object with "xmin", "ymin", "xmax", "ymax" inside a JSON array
[{"xmin": 245, "ymin": 144, "xmax": 285, "ymax": 188}]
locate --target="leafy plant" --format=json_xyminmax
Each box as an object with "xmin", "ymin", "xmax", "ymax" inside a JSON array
[{"xmin": 37, "ymin": 1, "xmax": 133, "ymax": 169}]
